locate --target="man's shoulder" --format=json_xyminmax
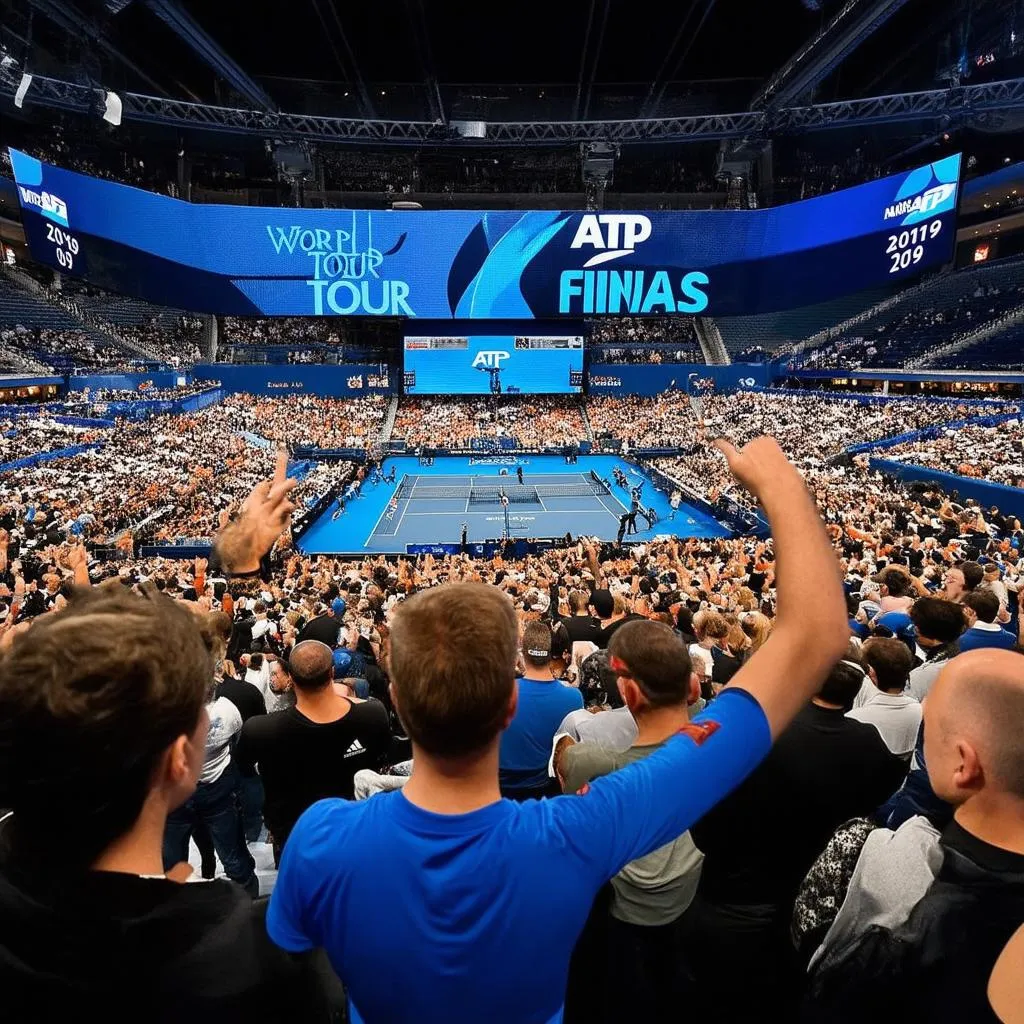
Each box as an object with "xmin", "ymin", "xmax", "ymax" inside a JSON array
[
  {"xmin": 563, "ymin": 742, "xmax": 623, "ymax": 791},
  {"xmin": 348, "ymin": 697, "xmax": 392, "ymax": 733},
  {"xmin": 241, "ymin": 705, "xmax": 296, "ymax": 739},
  {"xmin": 279, "ymin": 798, "xmax": 388, "ymax": 877}
]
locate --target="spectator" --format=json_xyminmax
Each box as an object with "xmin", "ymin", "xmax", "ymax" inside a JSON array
[
  {"xmin": 847, "ymin": 637, "xmax": 921, "ymax": 762},
  {"xmin": 685, "ymin": 653, "xmax": 910, "ymax": 1021},
  {"xmin": 560, "ymin": 589, "xmax": 603, "ymax": 644},
  {"xmin": 297, "ymin": 596, "xmax": 345, "ymax": 646},
  {"xmin": 0, "ymin": 462, "xmax": 342, "ymax": 1019},
  {"xmin": 263, "ymin": 436, "xmax": 850, "ymax": 1024},
  {"xmin": 499, "ymin": 621, "xmax": 584, "ymax": 799},
  {"xmin": 161, "ymin": 673, "xmax": 258, "ymax": 897},
  {"xmin": 958, "ymin": 589, "xmax": 1018, "ymax": 652},
  {"xmin": 235, "ymin": 640, "xmax": 391, "ymax": 859},
  {"xmin": 906, "ymin": 596, "xmax": 966, "ymax": 701},
  {"xmin": 944, "ymin": 560, "xmax": 986, "ymax": 603},
  {"xmin": 804, "ymin": 649, "xmax": 1024, "ymax": 1022},
  {"xmin": 556, "ymin": 619, "xmax": 704, "ymax": 1021}
]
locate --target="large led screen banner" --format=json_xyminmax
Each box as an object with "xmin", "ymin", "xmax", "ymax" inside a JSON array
[
  {"xmin": 9, "ymin": 148, "xmax": 961, "ymax": 319},
  {"xmin": 404, "ymin": 334, "xmax": 584, "ymax": 395}
]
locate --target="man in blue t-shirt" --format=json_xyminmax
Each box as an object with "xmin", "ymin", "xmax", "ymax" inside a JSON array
[
  {"xmin": 267, "ymin": 436, "xmax": 851, "ymax": 1024},
  {"xmin": 958, "ymin": 589, "xmax": 1018, "ymax": 652},
  {"xmin": 499, "ymin": 621, "xmax": 583, "ymax": 798}
]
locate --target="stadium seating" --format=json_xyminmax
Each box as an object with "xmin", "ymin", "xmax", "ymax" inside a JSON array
[{"xmin": 791, "ymin": 258, "xmax": 1024, "ymax": 369}]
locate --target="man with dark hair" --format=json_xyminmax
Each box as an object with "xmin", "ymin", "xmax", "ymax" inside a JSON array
[
  {"xmin": 805, "ymin": 649, "xmax": 1024, "ymax": 1023},
  {"xmin": 592, "ymin": 588, "xmax": 646, "ymax": 647},
  {"xmin": 0, "ymin": 456, "xmax": 343, "ymax": 1021},
  {"xmin": 848, "ymin": 637, "xmax": 921, "ymax": 762},
  {"xmin": 958, "ymin": 589, "xmax": 1017, "ymax": 652},
  {"xmin": 907, "ymin": 596, "xmax": 966, "ymax": 701},
  {"xmin": 236, "ymin": 639, "xmax": 391, "ymax": 857},
  {"xmin": 499, "ymin": 620, "xmax": 583, "ymax": 799},
  {"xmin": 556, "ymin": 619, "xmax": 703, "ymax": 1020},
  {"xmin": 685, "ymin": 653, "xmax": 909, "ymax": 1021},
  {"xmin": 266, "ymin": 436, "xmax": 851, "ymax": 1024}
]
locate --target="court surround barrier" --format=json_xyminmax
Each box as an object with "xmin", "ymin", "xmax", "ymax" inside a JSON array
[
  {"xmin": 870, "ymin": 458, "xmax": 1024, "ymax": 522},
  {"xmin": 0, "ymin": 441, "xmax": 103, "ymax": 474},
  {"xmin": 847, "ymin": 410, "xmax": 1020, "ymax": 456}
]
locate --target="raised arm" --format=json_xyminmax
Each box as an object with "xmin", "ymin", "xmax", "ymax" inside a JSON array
[
  {"xmin": 545, "ymin": 436, "xmax": 850, "ymax": 881},
  {"xmin": 713, "ymin": 436, "xmax": 849, "ymax": 738}
]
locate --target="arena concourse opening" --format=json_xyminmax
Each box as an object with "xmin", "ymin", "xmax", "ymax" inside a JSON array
[{"xmin": 1, "ymin": 4, "xmax": 1024, "ymax": 1023}]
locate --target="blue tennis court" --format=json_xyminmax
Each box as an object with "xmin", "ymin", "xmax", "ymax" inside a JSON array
[{"xmin": 297, "ymin": 454, "xmax": 730, "ymax": 555}]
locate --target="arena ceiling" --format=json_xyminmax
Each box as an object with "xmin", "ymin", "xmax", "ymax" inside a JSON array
[{"xmin": 1, "ymin": 0, "xmax": 1021, "ymax": 125}]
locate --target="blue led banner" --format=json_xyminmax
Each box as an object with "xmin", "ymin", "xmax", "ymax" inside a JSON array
[{"xmin": 9, "ymin": 148, "xmax": 961, "ymax": 318}]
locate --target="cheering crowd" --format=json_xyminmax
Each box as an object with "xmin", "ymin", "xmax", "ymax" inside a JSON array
[
  {"xmin": 0, "ymin": 417, "xmax": 100, "ymax": 464},
  {"xmin": 222, "ymin": 317, "xmax": 346, "ymax": 349},
  {"xmin": 0, "ymin": 397, "xmax": 1021, "ymax": 1022},
  {"xmin": 884, "ymin": 418, "xmax": 1024, "ymax": 488},
  {"xmin": 115, "ymin": 317, "xmax": 205, "ymax": 367},
  {"xmin": 393, "ymin": 396, "xmax": 587, "ymax": 450},
  {"xmin": 0, "ymin": 398, "xmax": 379, "ymax": 547}
]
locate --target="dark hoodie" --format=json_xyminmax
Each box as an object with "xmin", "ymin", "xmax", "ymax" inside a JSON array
[{"xmin": 0, "ymin": 826, "xmax": 343, "ymax": 1022}]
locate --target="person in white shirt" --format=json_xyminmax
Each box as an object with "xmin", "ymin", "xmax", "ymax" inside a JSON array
[
  {"xmin": 847, "ymin": 638, "xmax": 921, "ymax": 761},
  {"xmin": 244, "ymin": 652, "xmax": 294, "ymax": 714},
  {"xmin": 161, "ymin": 687, "xmax": 258, "ymax": 895}
]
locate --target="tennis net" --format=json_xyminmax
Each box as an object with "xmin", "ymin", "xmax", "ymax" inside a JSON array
[{"xmin": 396, "ymin": 477, "xmax": 611, "ymax": 503}]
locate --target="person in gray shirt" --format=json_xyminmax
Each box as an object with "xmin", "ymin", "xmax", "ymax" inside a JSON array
[
  {"xmin": 905, "ymin": 597, "xmax": 964, "ymax": 703},
  {"xmin": 554, "ymin": 620, "xmax": 703, "ymax": 1022}
]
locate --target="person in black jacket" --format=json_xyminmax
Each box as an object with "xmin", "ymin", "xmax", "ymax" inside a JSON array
[
  {"xmin": 0, "ymin": 461, "xmax": 343, "ymax": 1023},
  {"xmin": 804, "ymin": 648, "xmax": 1024, "ymax": 1023},
  {"xmin": 684, "ymin": 653, "xmax": 908, "ymax": 1022}
]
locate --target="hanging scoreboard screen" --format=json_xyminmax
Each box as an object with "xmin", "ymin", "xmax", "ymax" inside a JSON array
[
  {"xmin": 9, "ymin": 148, "xmax": 961, "ymax": 318},
  {"xmin": 403, "ymin": 334, "xmax": 584, "ymax": 395}
]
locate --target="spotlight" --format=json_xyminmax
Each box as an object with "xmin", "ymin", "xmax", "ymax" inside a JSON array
[
  {"xmin": 102, "ymin": 91, "xmax": 122, "ymax": 126},
  {"xmin": 13, "ymin": 72, "xmax": 32, "ymax": 108}
]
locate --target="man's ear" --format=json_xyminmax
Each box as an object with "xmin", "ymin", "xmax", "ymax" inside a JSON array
[
  {"xmin": 162, "ymin": 733, "xmax": 194, "ymax": 790},
  {"xmin": 688, "ymin": 671, "xmax": 701, "ymax": 704},
  {"xmin": 619, "ymin": 677, "xmax": 644, "ymax": 714},
  {"xmin": 504, "ymin": 683, "xmax": 519, "ymax": 729}
]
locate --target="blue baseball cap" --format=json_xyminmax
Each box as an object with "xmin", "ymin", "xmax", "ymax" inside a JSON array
[
  {"xmin": 873, "ymin": 611, "xmax": 916, "ymax": 652},
  {"xmin": 333, "ymin": 648, "xmax": 353, "ymax": 677},
  {"xmin": 331, "ymin": 597, "xmax": 347, "ymax": 616}
]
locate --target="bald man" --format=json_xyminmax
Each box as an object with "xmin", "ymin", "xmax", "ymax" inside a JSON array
[
  {"xmin": 804, "ymin": 649, "xmax": 1024, "ymax": 1022},
  {"xmin": 236, "ymin": 640, "xmax": 391, "ymax": 860}
]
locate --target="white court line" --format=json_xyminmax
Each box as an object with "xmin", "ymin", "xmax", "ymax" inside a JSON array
[
  {"xmin": 367, "ymin": 473, "xmax": 406, "ymax": 538},
  {"xmin": 391, "ymin": 491, "xmax": 414, "ymax": 537}
]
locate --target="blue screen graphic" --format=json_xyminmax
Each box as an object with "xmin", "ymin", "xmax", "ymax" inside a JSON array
[
  {"xmin": 8, "ymin": 148, "xmax": 962, "ymax": 318},
  {"xmin": 404, "ymin": 335, "xmax": 584, "ymax": 394}
]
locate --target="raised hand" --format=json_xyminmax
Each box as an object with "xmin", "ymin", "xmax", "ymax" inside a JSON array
[
  {"xmin": 214, "ymin": 450, "xmax": 296, "ymax": 573},
  {"xmin": 713, "ymin": 436, "xmax": 805, "ymax": 506}
]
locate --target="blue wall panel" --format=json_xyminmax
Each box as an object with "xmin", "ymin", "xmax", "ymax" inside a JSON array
[{"xmin": 191, "ymin": 364, "xmax": 391, "ymax": 396}]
